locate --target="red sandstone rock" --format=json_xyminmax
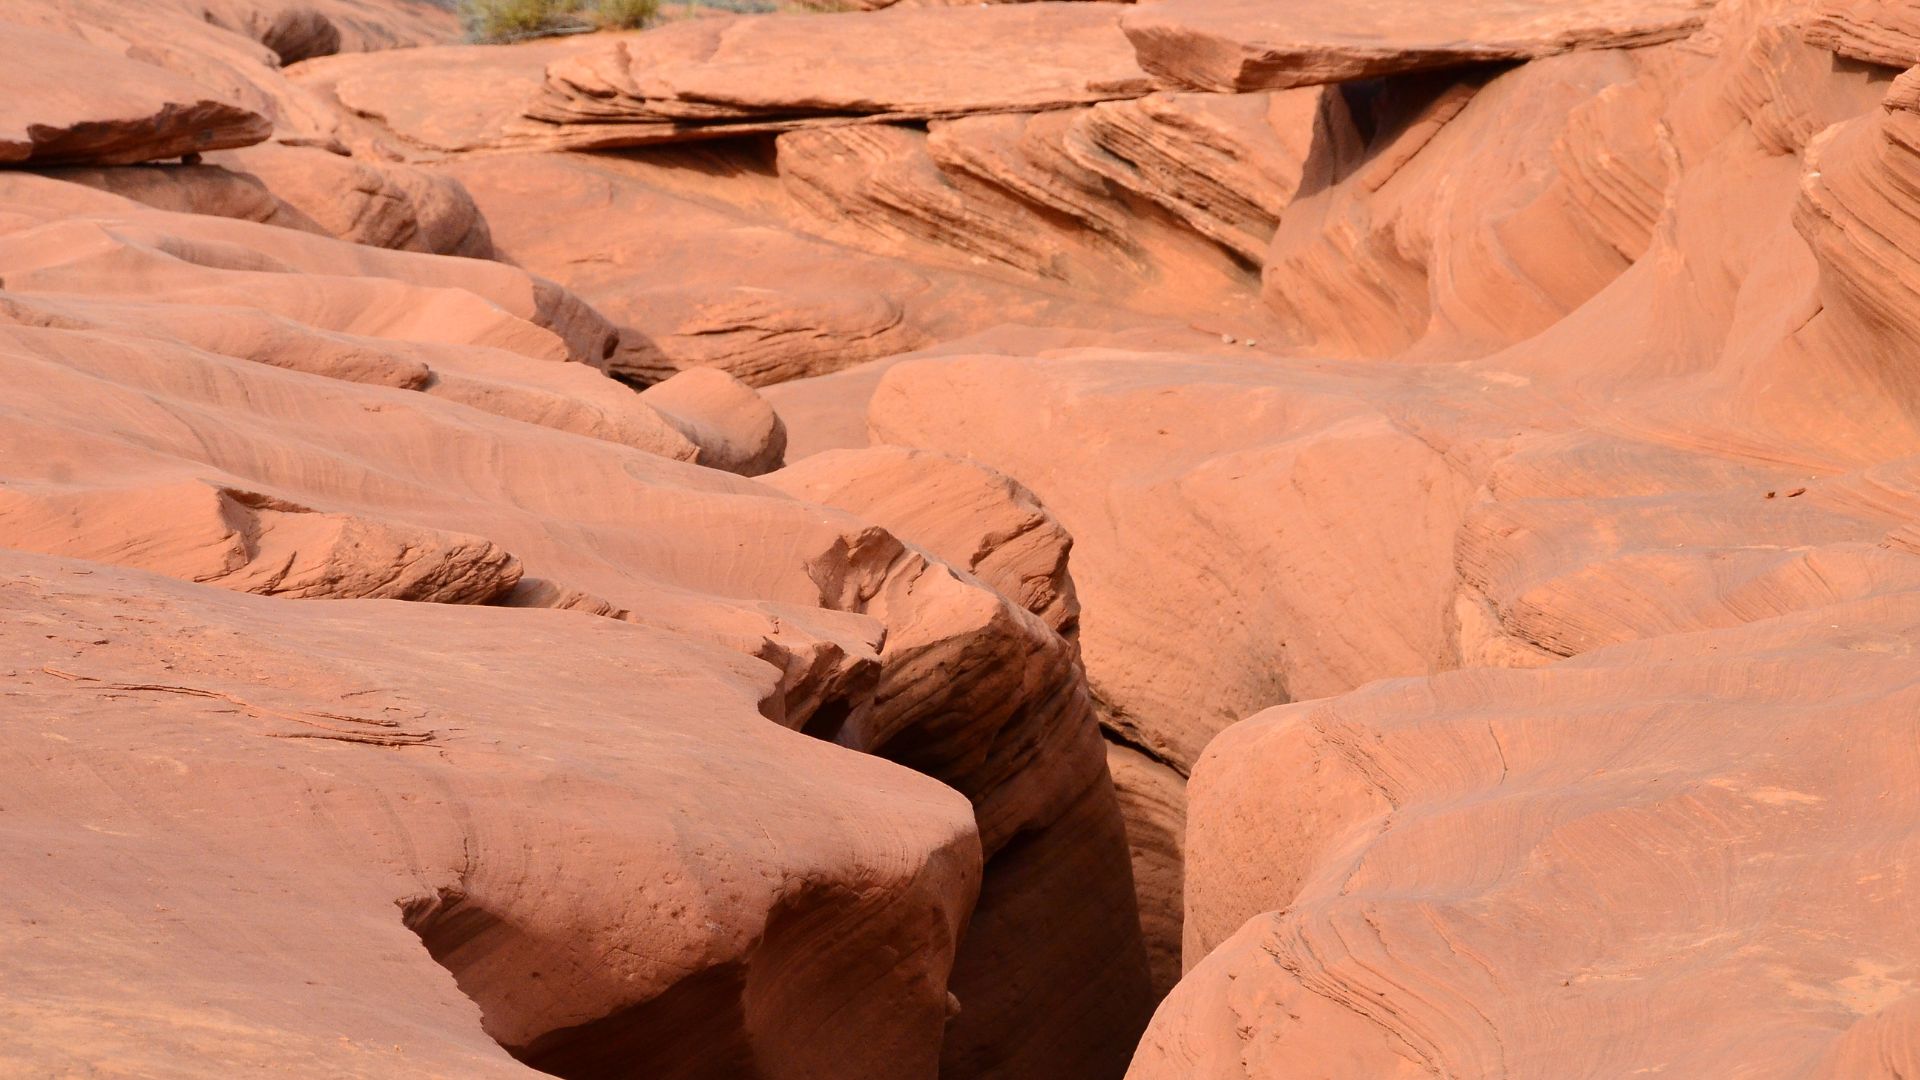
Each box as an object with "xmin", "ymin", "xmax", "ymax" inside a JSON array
[
  {"xmin": 1120, "ymin": 0, "xmax": 1717, "ymax": 91},
  {"xmin": 1261, "ymin": 51, "xmax": 1671, "ymax": 359},
  {"xmin": 1801, "ymin": 0, "xmax": 1920, "ymax": 67},
  {"xmin": 0, "ymin": 170, "xmax": 1150, "ymax": 1079},
  {"xmin": 0, "ymin": 23, "xmax": 271, "ymax": 166},
  {"xmin": 1138, "ymin": 593, "xmax": 1920, "ymax": 1077},
  {"xmin": 531, "ymin": 5, "xmax": 1157, "ymax": 144},
  {"xmin": 435, "ymin": 150, "xmax": 1203, "ymax": 387},
  {"xmin": 639, "ymin": 367, "xmax": 790, "ymax": 477},
  {"xmin": 291, "ymin": 35, "xmax": 600, "ymax": 156},
  {"xmin": 1063, "ymin": 86, "xmax": 1361, "ymax": 261},
  {"xmin": 183, "ymin": 0, "xmax": 459, "ymax": 62},
  {"xmin": 46, "ymin": 144, "xmax": 494, "ymax": 257},
  {"xmin": 0, "ymin": 480, "xmax": 523, "ymax": 603},
  {"xmin": 0, "ymin": 0, "xmax": 355, "ymax": 151},
  {"xmin": 770, "ymin": 1, "xmax": 1906, "ymax": 1017},
  {"xmin": 22, "ymin": 0, "xmax": 1920, "ymax": 1073},
  {"xmin": 0, "ymin": 549, "xmax": 979, "ymax": 1078},
  {"xmin": 766, "ymin": 445, "xmax": 1079, "ymax": 636}
]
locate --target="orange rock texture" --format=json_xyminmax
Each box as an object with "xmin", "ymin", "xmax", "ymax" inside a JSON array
[{"xmin": 7, "ymin": 0, "xmax": 1920, "ymax": 1077}]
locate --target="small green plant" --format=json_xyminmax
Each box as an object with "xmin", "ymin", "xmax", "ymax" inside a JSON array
[
  {"xmin": 589, "ymin": 0, "xmax": 659, "ymax": 28},
  {"xmin": 460, "ymin": 0, "xmax": 659, "ymax": 43}
]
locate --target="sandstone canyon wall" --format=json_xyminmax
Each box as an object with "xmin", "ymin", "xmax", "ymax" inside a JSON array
[{"xmin": 6, "ymin": 0, "xmax": 1920, "ymax": 1077}]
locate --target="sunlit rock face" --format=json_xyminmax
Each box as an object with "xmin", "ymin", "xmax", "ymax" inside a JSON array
[{"xmin": 14, "ymin": 0, "xmax": 1920, "ymax": 1077}]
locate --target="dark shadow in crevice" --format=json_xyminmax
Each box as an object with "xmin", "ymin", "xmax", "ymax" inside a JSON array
[
  {"xmin": 798, "ymin": 694, "xmax": 854, "ymax": 744},
  {"xmin": 513, "ymin": 964, "xmax": 755, "ymax": 1080},
  {"xmin": 401, "ymin": 889, "xmax": 760, "ymax": 1080}
]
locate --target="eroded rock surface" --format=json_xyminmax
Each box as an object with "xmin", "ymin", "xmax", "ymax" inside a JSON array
[
  {"xmin": 0, "ymin": 162, "xmax": 1151, "ymax": 1078},
  {"xmin": 22, "ymin": 0, "xmax": 1920, "ymax": 1074},
  {"xmin": 1138, "ymin": 595, "xmax": 1920, "ymax": 1077},
  {"xmin": 0, "ymin": 550, "xmax": 979, "ymax": 1079},
  {"xmin": 532, "ymin": 5, "xmax": 1157, "ymax": 145},
  {"xmin": 1121, "ymin": 0, "xmax": 1716, "ymax": 91},
  {"xmin": 1801, "ymin": 0, "xmax": 1920, "ymax": 67}
]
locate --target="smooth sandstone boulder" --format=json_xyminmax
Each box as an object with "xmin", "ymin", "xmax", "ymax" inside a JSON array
[
  {"xmin": 181, "ymin": 0, "xmax": 460, "ymax": 62},
  {"xmin": 0, "ymin": 174, "xmax": 611, "ymax": 366},
  {"xmin": 292, "ymin": 35, "xmax": 602, "ymax": 156},
  {"xmin": 1119, "ymin": 0, "xmax": 1716, "ymax": 92},
  {"xmin": 437, "ymin": 151, "xmax": 928, "ymax": 385},
  {"xmin": 640, "ymin": 367, "xmax": 790, "ymax": 476},
  {"xmin": 0, "ymin": 550, "xmax": 979, "ymax": 1078},
  {"xmin": 0, "ymin": 23, "xmax": 271, "ymax": 165}
]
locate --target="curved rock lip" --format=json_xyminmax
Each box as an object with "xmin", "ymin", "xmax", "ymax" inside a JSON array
[
  {"xmin": 1118, "ymin": 0, "xmax": 1717, "ymax": 91},
  {"xmin": 0, "ymin": 24, "xmax": 272, "ymax": 166}
]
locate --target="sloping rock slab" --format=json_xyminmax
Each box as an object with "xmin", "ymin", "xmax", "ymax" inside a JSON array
[
  {"xmin": 529, "ymin": 4, "xmax": 1157, "ymax": 145},
  {"xmin": 0, "ymin": 22, "xmax": 270, "ymax": 165},
  {"xmin": 1120, "ymin": 0, "xmax": 1715, "ymax": 91}
]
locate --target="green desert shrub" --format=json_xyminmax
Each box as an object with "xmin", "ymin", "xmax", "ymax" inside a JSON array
[
  {"xmin": 589, "ymin": 0, "xmax": 660, "ymax": 27},
  {"xmin": 460, "ymin": 0, "xmax": 659, "ymax": 43}
]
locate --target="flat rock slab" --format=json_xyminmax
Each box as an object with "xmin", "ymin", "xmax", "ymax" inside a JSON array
[
  {"xmin": 1119, "ymin": 0, "xmax": 1716, "ymax": 91},
  {"xmin": 0, "ymin": 22, "xmax": 270, "ymax": 165},
  {"xmin": 531, "ymin": 4, "xmax": 1157, "ymax": 143}
]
